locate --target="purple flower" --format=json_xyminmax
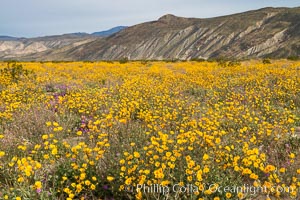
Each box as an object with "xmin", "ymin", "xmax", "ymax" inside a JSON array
[{"xmin": 103, "ymin": 185, "xmax": 109, "ymax": 190}]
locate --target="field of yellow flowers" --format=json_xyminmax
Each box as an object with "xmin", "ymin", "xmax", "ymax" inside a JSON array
[{"xmin": 0, "ymin": 60, "xmax": 299, "ymax": 200}]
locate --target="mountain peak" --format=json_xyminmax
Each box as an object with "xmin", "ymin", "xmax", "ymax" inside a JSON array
[{"xmin": 158, "ymin": 14, "xmax": 179, "ymax": 22}]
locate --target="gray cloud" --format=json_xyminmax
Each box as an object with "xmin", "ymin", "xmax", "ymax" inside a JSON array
[{"xmin": 0, "ymin": 0, "xmax": 298, "ymax": 37}]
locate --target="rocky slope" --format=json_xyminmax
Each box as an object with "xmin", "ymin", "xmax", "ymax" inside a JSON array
[
  {"xmin": 0, "ymin": 34, "xmax": 98, "ymax": 60},
  {"xmin": 1, "ymin": 7, "xmax": 300, "ymax": 60}
]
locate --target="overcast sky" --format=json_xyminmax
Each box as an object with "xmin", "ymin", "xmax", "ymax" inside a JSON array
[{"xmin": 1, "ymin": 0, "xmax": 299, "ymax": 37}]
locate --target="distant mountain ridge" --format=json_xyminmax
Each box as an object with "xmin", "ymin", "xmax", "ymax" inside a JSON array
[
  {"xmin": 92, "ymin": 26, "xmax": 128, "ymax": 37},
  {"xmin": 0, "ymin": 26, "xmax": 127, "ymax": 40},
  {"xmin": 1, "ymin": 7, "xmax": 299, "ymax": 60},
  {"xmin": 0, "ymin": 36, "xmax": 20, "ymax": 41}
]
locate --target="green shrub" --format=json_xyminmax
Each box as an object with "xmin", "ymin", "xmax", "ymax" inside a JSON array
[
  {"xmin": 262, "ymin": 58, "xmax": 271, "ymax": 64},
  {"xmin": 0, "ymin": 63, "xmax": 36, "ymax": 83}
]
